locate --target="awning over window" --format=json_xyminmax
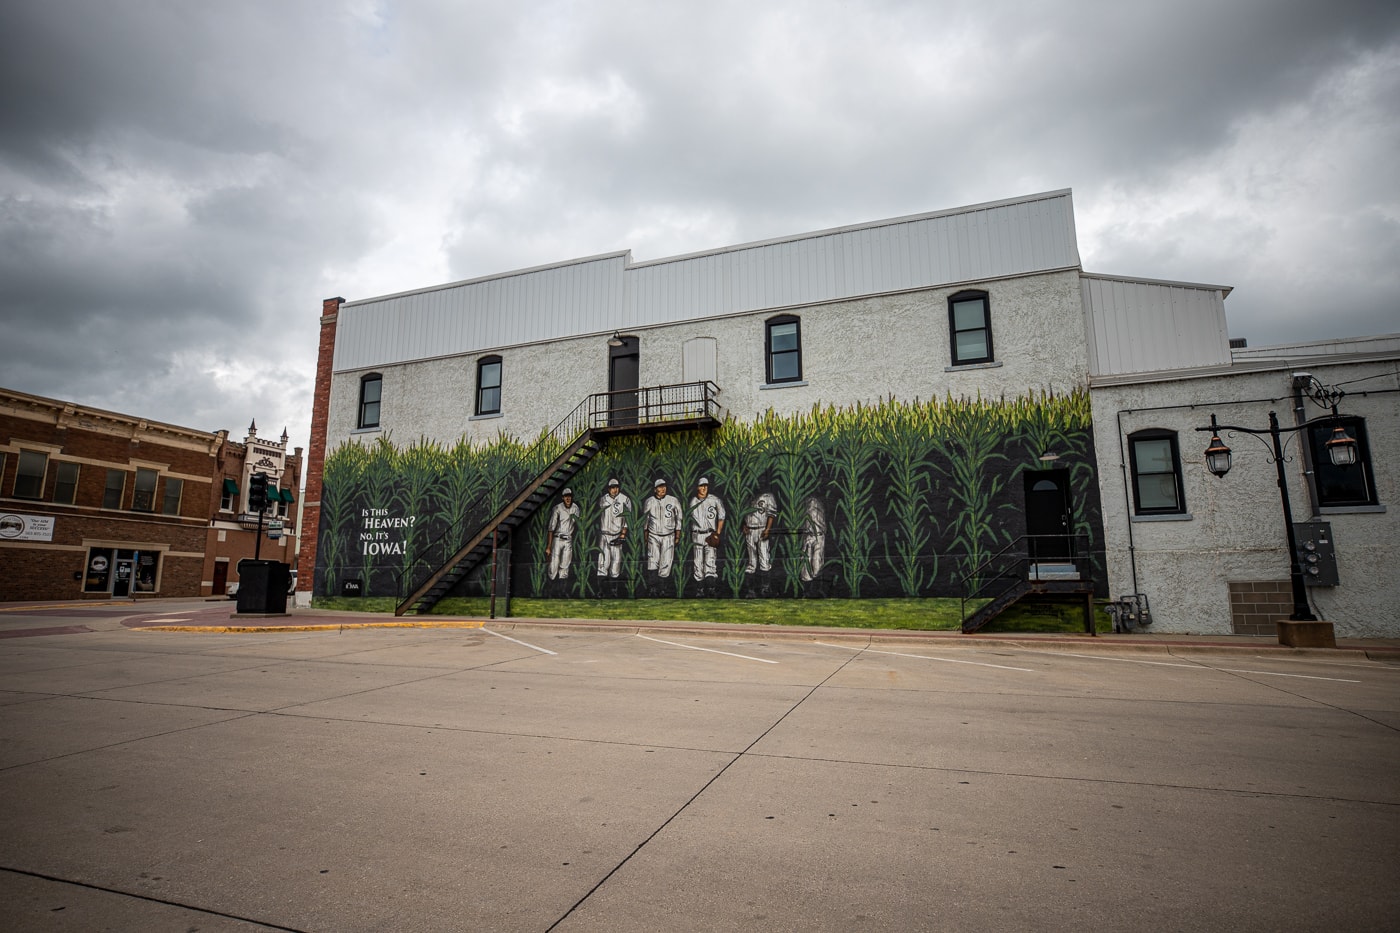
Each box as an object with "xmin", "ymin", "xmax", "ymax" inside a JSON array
[
  {"xmin": 223, "ymin": 478, "xmax": 239, "ymax": 495},
  {"xmin": 282, "ymin": 487, "xmax": 296, "ymax": 503}
]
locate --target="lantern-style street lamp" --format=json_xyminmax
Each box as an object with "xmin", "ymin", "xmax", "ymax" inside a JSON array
[{"xmin": 1195, "ymin": 381, "xmax": 1358, "ymax": 626}]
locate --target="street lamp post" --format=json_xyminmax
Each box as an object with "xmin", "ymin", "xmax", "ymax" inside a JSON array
[{"xmin": 1196, "ymin": 381, "xmax": 1357, "ymax": 644}]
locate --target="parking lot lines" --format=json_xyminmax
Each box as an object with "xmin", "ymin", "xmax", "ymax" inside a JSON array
[
  {"xmin": 636, "ymin": 634, "xmax": 779, "ymax": 663},
  {"xmin": 485, "ymin": 629, "xmax": 557, "ymax": 655},
  {"xmin": 814, "ymin": 642, "xmax": 1036, "ymax": 672},
  {"xmin": 1052, "ymin": 651, "xmax": 1362, "ymax": 683}
]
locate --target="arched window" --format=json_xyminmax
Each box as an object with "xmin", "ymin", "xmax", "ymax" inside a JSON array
[
  {"xmin": 766, "ymin": 315, "xmax": 802, "ymax": 384},
  {"xmin": 948, "ymin": 290, "xmax": 993, "ymax": 366},
  {"xmin": 358, "ymin": 373, "xmax": 382, "ymax": 429},
  {"xmin": 476, "ymin": 355, "xmax": 503, "ymax": 415},
  {"xmin": 1128, "ymin": 429, "xmax": 1185, "ymax": 515}
]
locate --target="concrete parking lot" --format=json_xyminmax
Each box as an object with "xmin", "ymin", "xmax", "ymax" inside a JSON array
[{"xmin": 2, "ymin": 601, "xmax": 1398, "ymax": 931}]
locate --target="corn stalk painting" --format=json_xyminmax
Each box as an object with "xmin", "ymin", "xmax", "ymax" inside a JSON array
[{"xmin": 313, "ymin": 389, "xmax": 1104, "ymax": 602}]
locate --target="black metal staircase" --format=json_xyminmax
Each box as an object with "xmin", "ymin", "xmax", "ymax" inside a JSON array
[
  {"xmin": 395, "ymin": 381, "xmax": 722, "ymax": 616},
  {"xmin": 958, "ymin": 534, "xmax": 1097, "ymax": 634}
]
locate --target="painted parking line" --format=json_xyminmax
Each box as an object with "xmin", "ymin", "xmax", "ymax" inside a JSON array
[
  {"xmin": 1053, "ymin": 652, "xmax": 1361, "ymax": 683},
  {"xmin": 815, "ymin": 642, "xmax": 1035, "ymax": 672},
  {"xmin": 636, "ymin": 634, "xmax": 778, "ymax": 664},
  {"xmin": 485, "ymin": 629, "xmax": 558, "ymax": 655}
]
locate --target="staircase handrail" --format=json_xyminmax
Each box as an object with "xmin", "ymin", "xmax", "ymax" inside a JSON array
[
  {"xmin": 958, "ymin": 533, "xmax": 1090, "ymax": 625},
  {"xmin": 393, "ymin": 380, "xmax": 721, "ymax": 608}
]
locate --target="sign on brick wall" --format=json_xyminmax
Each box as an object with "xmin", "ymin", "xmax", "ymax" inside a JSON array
[{"xmin": 0, "ymin": 513, "xmax": 56, "ymax": 542}]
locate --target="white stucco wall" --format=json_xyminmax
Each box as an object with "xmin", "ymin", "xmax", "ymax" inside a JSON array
[
  {"xmin": 326, "ymin": 269, "xmax": 1090, "ymax": 450},
  {"xmin": 1092, "ymin": 358, "xmax": 1400, "ymax": 637}
]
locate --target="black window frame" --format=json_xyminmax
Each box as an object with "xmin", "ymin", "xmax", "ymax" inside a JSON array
[
  {"xmin": 475, "ymin": 355, "xmax": 503, "ymax": 416},
  {"xmin": 1128, "ymin": 429, "xmax": 1187, "ymax": 515},
  {"xmin": 358, "ymin": 373, "xmax": 382, "ymax": 429},
  {"xmin": 14, "ymin": 450, "xmax": 48, "ymax": 499},
  {"xmin": 1308, "ymin": 416, "xmax": 1378, "ymax": 507},
  {"xmin": 765, "ymin": 315, "xmax": 803, "ymax": 384},
  {"xmin": 948, "ymin": 290, "xmax": 994, "ymax": 366}
]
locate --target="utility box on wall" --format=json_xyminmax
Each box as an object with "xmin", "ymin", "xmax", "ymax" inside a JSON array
[{"xmin": 1293, "ymin": 521, "xmax": 1338, "ymax": 586}]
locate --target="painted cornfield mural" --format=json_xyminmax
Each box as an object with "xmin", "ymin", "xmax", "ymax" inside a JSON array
[{"xmin": 313, "ymin": 390, "xmax": 1105, "ymax": 602}]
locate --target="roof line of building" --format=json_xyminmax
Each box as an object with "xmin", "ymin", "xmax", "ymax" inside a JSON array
[
  {"xmin": 341, "ymin": 189, "xmax": 1077, "ymax": 309},
  {"xmin": 0, "ymin": 386, "xmax": 223, "ymax": 443},
  {"xmin": 1080, "ymin": 270, "xmax": 1234, "ymax": 297}
]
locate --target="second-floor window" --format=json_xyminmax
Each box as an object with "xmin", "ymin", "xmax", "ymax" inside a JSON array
[
  {"xmin": 358, "ymin": 373, "xmax": 382, "ymax": 429},
  {"xmin": 766, "ymin": 315, "xmax": 802, "ymax": 384},
  {"xmin": 103, "ymin": 469, "xmax": 126, "ymax": 509},
  {"xmin": 476, "ymin": 356, "xmax": 502, "ymax": 415},
  {"xmin": 949, "ymin": 291, "xmax": 994, "ymax": 366},
  {"xmin": 14, "ymin": 450, "xmax": 48, "ymax": 499},
  {"xmin": 54, "ymin": 462, "xmax": 80, "ymax": 504},
  {"xmin": 132, "ymin": 468, "xmax": 158, "ymax": 512},
  {"xmin": 162, "ymin": 478, "xmax": 183, "ymax": 516}
]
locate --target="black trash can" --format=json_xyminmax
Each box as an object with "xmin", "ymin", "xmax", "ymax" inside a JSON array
[{"xmin": 235, "ymin": 560, "xmax": 291, "ymax": 615}]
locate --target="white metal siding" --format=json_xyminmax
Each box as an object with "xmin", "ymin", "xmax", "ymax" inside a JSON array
[
  {"xmin": 1082, "ymin": 275, "xmax": 1231, "ymax": 376},
  {"xmin": 335, "ymin": 191, "xmax": 1082, "ymax": 373}
]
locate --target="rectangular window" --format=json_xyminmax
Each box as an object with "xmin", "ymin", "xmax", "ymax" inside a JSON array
[
  {"xmin": 132, "ymin": 468, "xmax": 157, "ymax": 512},
  {"xmin": 766, "ymin": 316, "xmax": 802, "ymax": 383},
  {"xmin": 476, "ymin": 357, "xmax": 502, "ymax": 415},
  {"xmin": 220, "ymin": 477, "xmax": 237, "ymax": 511},
  {"xmin": 1129, "ymin": 432, "xmax": 1185, "ymax": 514},
  {"xmin": 103, "ymin": 469, "xmax": 126, "ymax": 509},
  {"xmin": 54, "ymin": 462, "xmax": 80, "ymax": 504},
  {"xmin": 359, "ymin": 374, "xmax": 382, "ymax": 429},
  {"xmin": 162, "ymin": 478, "xmax": 183, "ymax": 516},
  {"xmin": 949, "ymin": 292, "xmax": 994, "ymax": 365},
  {"xmin": 1309, "ymin": 417, "xmax": 1378, "ymax": 507},
  {"xmin": 14, "ymin": 450, "xmax": 48, "ymax": 499}
]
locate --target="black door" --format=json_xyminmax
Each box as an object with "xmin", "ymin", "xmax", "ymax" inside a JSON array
[
  {"xmin": 609, "ymin": 336, "xmax": 639, "ymax": 426},
  {"xmin": 1023, "ymin": 469, "xmax": 1072, "ymax": 562}
]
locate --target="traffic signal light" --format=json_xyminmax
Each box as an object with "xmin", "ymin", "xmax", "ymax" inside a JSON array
[{"xmin": 249, "ymin": 472, "xmax": 269, "ymax": 511}]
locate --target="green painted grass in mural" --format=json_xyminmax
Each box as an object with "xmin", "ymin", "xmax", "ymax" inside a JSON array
[{"xmin": 309, "ymin": 596, "xmax": 1111, "ymax": 633}]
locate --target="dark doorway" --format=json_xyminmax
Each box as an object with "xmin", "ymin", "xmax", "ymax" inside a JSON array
[
  {"xmin": 609, "ymin": 336, "xmax": 639, "ymax": 426},
  {"xmin": 213, "ymin": 560, "xmax": 229, "ymax": 597},
  {"xmin": 113, "ymin": 557, "xmax": 134, "ymax": 597},
  {"xmin": 1024, "ymin": 469, "xmax": 1072, "ymax": 562}
]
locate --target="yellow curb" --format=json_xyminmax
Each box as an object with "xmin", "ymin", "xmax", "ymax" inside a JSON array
[
  {"xmin": 0, "ymin": 600, "xmax": 136, "ymax": 612},
  {"xmin": 136, "ymin": 621, "xmax": 487, "ymax": 634}
]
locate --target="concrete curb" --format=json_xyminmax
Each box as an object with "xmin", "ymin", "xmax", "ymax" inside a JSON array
[{"xmin": 136, "ymin": 620, "xmax": 486, "ymax": 634}]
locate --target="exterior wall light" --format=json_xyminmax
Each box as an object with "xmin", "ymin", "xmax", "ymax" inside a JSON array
[{"xmin": 607, "ymin": 331, "xmax": 624, "ymax": 347}]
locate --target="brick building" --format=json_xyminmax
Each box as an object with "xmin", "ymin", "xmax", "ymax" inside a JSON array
[
  {"xmin": 205, "ymin": 422, "xmax": 303, "ymax": 598},
  {"xmin": 0, "ymin": 388, "xmax": 301, "ymax": 601}
]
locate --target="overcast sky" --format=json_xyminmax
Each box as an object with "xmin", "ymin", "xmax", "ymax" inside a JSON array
[{"xmin": 3, "ymin": 0, "xmax": 1397, "ymax": 460}]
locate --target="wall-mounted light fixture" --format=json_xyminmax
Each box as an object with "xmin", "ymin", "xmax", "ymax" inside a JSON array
[{"xmin": 607, "ymin": 331, "xmax": 624, "ymax": 347}]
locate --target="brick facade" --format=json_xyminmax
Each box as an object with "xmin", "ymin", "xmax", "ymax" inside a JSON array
[
  {"xmin": 1227, "ymin": 580, "xmax": 1296, "ymax": 635},
  {"xmin": 296, "ymin": 297, "xmax": 342, "ymax": 600},
  {"xmin": 1, "ymin": 387, "xmax": 294, "ymax": 602}
]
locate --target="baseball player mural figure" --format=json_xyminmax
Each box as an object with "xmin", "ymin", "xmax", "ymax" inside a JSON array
[
  {"xmin": 595, "ymin": 478, "xmax": 631, "ymax": 578},
  {"xmin": 688, "ymin": 476, "xmax": 726, "ymax": 582},
  {"xmin": 799, "ymin": 496, "xmax": 826, "ymax": 582},
  {"xmin": 743, "ymin": 491, "xmax": 779, "ymax": 573},
  {"xmin": 641, "ymin": 478, "xmax": 684, "ymax": 578},
  {"xmin": 544, "ymin": 487, "xmax": 580, "ymax": 580}
]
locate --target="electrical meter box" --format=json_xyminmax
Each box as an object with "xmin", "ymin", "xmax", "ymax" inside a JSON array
[{"xmin": 1292, "ymin": 521, "xmax": 1338, "ymax": 587}]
